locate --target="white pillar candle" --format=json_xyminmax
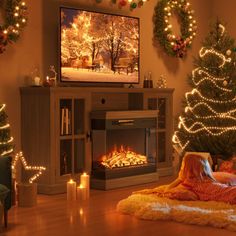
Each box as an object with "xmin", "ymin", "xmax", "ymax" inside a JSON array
[
  {"xmin": 67, "ymin": 179, "xmax": 76, "ymax": 201},
  {"xmin": 80, "ymin": 173, "xmax": 90, "ymax": 198},
  {"xmin": 77, "ymin": 184, "xmax": 87, "ymax": 201}
]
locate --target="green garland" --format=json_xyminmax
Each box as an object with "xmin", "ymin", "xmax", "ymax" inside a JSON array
[
  {"xmin": 153, "ymin": 0, "xmax": 197, "ymax": 58},
  {"xmin": 0, "ymin": 0, "xmax": 27, "ymax": 54}
]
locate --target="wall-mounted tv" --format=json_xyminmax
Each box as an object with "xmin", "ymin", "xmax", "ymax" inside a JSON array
[{"xmin": 60, "ymin": 7, "xmax": 140, "ymax": 84}]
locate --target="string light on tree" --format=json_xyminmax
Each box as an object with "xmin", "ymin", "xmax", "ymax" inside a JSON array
[
  {"xmin": 12, "ymin": 152, "xmax": 46, "ymax": 183},
  {"xmin": 172, "ymin": 20, "xmax": 236, "ymax": 158},
  {"xmin": 199, "ymin": 47, "xmax": 232, "ymax": 68},
  {"xmin": 0, "ymin": 104, "xmax": 14, "ymax": 157}
]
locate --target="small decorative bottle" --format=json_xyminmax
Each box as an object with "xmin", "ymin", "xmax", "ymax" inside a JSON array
[{"xmin": 143, "ymin": 71, "xmax": 153, "ymax": 88}]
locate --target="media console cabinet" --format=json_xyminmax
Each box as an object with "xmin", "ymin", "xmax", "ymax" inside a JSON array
[{"xmin": 20, "ymin": 87, "xmax": 174, "ymax": 194}]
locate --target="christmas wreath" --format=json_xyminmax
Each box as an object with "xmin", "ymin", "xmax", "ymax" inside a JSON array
[
  {"xmin": 0, "ymin": 0, "xmax": 27, "ymax": 54},
  {"xmin": 153, "ymin": 0, "xmax": 197, "ymax": 58}
]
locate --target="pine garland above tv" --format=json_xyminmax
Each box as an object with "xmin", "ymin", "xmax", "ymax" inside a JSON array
[{"xmin": 60, "ymin": 7, "xmax": 140, "ymax": 85}]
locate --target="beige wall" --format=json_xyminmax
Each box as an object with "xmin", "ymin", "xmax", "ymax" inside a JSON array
[
  {"xmin": 0, "ymin": 0, "xmax": 43, "ymax": 151},
  {"xmin": 0, "ymin": 0, "xmax": 214, "ymax": 151},
  {"xmin": 212, "ymin": 0, "xmax": 236, "ymax": 38}
]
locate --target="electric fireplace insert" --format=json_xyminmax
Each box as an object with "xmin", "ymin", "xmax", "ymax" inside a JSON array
[{"xmin": 91, "ymin": 110, "xmax": 159, "ymax": 189}]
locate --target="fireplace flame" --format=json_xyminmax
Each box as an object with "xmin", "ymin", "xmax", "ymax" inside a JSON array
[{"xmin": 100, "ymin": 145, "xmax": 147, "ymax": 169}]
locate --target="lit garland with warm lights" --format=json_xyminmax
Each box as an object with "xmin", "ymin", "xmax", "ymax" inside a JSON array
[
  {"xmin": 153, "ymin": 0, "xmax": 197, "ymax": 58},
  {"xmin": 0, "ymin": 104, "xmax": 14, "ymax": 157},
  {"xmin": 12, "ymin": 152, "xmax": 46, "ymax": 183},
  {"xmin": 0, "ymin": 0, "xmax": 27, "ymax": 54},
  {"xmin": 94, "ymin": 0, "xmax": 149, "ymax": 10},
  {"xmin": 199, "ymin": 47, "xmax": 231, "ymax": 68},
  {"xmin": 172, "ymin": 22, "xmax": 236, "ymax": 157}
]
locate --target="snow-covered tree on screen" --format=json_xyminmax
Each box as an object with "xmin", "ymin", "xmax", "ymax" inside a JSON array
[
  {"xmin": 61, "ymin": 10, "xmax": 139, "ymax": 72},
  {"xmin": 61, "ymin": 12, "xmax": 91, "ymax": 65},
  {"xmin": 173, "ymin": 20, "xmax": 236, "ymax": 159}
]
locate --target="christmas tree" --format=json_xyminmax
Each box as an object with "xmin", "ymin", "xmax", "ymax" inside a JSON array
[
  {"xmin": 0, "ymin": 104, "xmax": 14, "ymax": 157},
  {"xmin": 173, "ymin": 20, "xmax": 236, "ymax": 159}
]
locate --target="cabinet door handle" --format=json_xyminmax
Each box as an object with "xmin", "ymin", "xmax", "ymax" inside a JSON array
[
  {"xmin": 112, "ymin": 120, "xmax": 134, "ymax": 126},
  {"xmin": 86, "ymin": 131, "xmax": 92, "ymax": 141}
]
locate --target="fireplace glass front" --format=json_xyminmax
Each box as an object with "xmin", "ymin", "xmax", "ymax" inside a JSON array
[{"xmin": 91, "ymin": 110, "xmax": 158, "ymax": 179}]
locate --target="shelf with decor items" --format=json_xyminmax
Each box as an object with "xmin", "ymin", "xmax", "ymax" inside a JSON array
[
  {"xmin": 20, "ymin": 87, "xmax": 91, "ymax": 194},
  {"xmin": 20, "ymin": 87, "xmax": 174, "ymax": 194}
]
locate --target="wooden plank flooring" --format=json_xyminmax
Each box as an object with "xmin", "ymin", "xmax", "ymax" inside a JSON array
[{"xmin": 1, "ymin": 177, "xmax": 235, "ymax": 236}]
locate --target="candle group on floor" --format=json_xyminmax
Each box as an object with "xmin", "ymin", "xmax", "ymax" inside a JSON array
[{"xmin": 67, "ymin": 173, "xmax": 90, "ymax": 201}]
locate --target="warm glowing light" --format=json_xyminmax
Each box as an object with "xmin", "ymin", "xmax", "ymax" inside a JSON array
[
  {"xmin": 12, "ymin": 152, "xmax": 46, "ymax": 183},
  {"xmin": 173, "ymin": 23, "xmax": 236, "ymax": 151},
  {"xmin": 1, "ymin": 149, "xmax": 14, "ymax": 157},
  {"xmin": 79, "ymin": 208, "xmax": 84, "ymax": 216},
  {"xmin": 199, "ymin": 47, "xmax": 231, "ymax": 68},
  {"xmin": 100, "ymin": 145, "xmax": 147, "ymax": 169},
  {"xmin": 0, "ymin": 124, "xmax": 10, "ymax": 130},
  {"xmin": 218, "ymin": 24, "xmax": 225, "ymax": 36},
  {"xmin": 0, "ymin": 104, "xmax": 6, "ymax": 112},
  {"xmin": 162, "ymin": 0, "xmax": 197, "ymax": 50},
  {"xmin": 0, "ymin": 137, "xmax": 14, "ymax": 145}
]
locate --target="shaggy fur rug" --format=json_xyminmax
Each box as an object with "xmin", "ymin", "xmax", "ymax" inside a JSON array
[{"xmin": 117, "ymin": 194, "xmax": 236, "ymax": 231}]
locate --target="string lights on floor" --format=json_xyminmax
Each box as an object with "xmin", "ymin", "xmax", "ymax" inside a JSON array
[{"xmin": 12, "ymin": 152, "xmax": 46, "ymax": 183}]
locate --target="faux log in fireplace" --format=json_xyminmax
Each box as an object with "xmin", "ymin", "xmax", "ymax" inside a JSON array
[{"xmin": 91, "ymin": 110, "xmax": 159, "ymax": 190}]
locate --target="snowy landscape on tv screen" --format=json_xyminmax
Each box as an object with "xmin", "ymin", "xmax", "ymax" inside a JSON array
[{"xmin": 60, "ymin": 8, "xmax": 140, "ymax": 83}]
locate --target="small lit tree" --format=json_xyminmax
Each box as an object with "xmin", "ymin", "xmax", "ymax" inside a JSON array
[
  {"xmin": 173, "ymin": 20, "xmax": 236, "ymax": 159},
  {"xmin": 0, "ymin": 104, "xmax": 14, "ymax": 157}
]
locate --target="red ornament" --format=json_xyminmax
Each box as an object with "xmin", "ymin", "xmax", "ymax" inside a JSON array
[
  {"xmin": 119, "ymin": 0, "xmax": 127, "ymax": 7},
  {"xmin": 138, "ymin": 1, "xmax": 144, "ymax": 7}
]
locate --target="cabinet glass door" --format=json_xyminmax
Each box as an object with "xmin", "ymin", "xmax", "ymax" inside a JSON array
[
  {"xmin": 74, "ymin": 139, "xmax": 85, "ymax": 173},
  {"xmin": 157, "ymin": 98, "xmax": 166, "ymax": 129},
  {"xmin": 60, "ymin": 99, "xmax": 72, "ymax": 136},
  {"xmin": 59, "ymin": 97, "xmax": 87, "ymax": 177},
  {"xmin": 60, "ymin": 139, "xmax": 72, "ymax": 175},
  {"xmin": 74, "ymin": 98, "xmax": 86, "ymax": 173},
  {"xmin": 148, "ymin": 97, "xmax": 167, "ymax": 163}
]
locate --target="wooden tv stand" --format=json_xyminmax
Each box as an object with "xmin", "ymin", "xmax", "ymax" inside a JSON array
[{"xmin": 20, "ymin": 87, "xmax": 174, "ymax": 194}]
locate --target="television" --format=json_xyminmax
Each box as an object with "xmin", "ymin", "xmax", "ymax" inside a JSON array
[{"xmin": 60, "ymin": 7, "xmax": 140, "ymax": 84}]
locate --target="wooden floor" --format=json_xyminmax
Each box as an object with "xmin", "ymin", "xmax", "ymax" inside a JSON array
[{"xmin": 1, "ymin": 177, "xmax": 236, "ymax": 236}]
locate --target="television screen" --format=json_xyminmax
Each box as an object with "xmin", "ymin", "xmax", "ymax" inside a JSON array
[{"xmin": 60, "ymin": 7, "xmax": 140, "ymax": 84}]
